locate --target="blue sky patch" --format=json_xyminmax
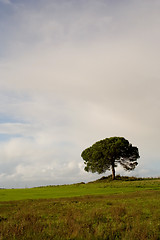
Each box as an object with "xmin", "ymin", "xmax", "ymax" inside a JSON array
[{"xmin": 0, "ymin": 133, "xmax": 22, "ymax": 142}]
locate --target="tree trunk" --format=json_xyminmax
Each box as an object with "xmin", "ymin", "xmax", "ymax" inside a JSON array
[{"xmin": 111, "ymin": 163, "xmax": 115, "ymax": 180}]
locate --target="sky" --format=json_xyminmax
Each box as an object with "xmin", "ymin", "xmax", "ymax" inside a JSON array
[{"xmin": 0, "ymin": 0, "xmax": 160, "ymax": 188}]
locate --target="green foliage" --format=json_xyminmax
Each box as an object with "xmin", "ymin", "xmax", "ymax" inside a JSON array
[{"xmin": 81, "ymin": 137, "xmax": 140, "ymax": 178}]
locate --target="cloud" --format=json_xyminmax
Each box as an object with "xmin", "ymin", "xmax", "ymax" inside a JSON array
[
  {"xmin": 0, "ymin": 0, "xmax": 11, "ymax": 4},
  {"xmin": 0, "ymin": 0, "xmax": 160, "ymax": 187}
]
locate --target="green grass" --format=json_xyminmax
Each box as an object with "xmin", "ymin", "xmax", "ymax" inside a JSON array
[
  {"xmin": 0, "ymin": 177, "xmax": 160, "ymax": 239},
  {"xmin": 0, "ymin": 177, "xmax": 160, "ymax": 202}
]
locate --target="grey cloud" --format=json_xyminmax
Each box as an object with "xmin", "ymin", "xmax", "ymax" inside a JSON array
[{"xmin": 0, "ymin": 0, "xmax": 160, "ymax": 187}]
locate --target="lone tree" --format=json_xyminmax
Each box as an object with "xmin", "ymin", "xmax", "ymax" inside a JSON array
[{"xmin": 81, "ymin": 137, "xmax": 140, "ymax": 180}]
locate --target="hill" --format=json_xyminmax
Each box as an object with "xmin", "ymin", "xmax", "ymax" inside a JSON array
[
  {"xmin": 0, "ymin": 176, "xmax": 160, "ymax": 202},
  {"xmin": 0, "ymin": 177, "xmax": 160, "ymax": 239}
]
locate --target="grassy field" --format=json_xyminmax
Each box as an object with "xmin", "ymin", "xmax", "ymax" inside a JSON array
[
  {"xmin": 0, "ymin": 177, "xmax": 160, "ymax": 202},
  {"xmin": 0, "ymin": 177, "xmax": 160, "ymax": 239}
]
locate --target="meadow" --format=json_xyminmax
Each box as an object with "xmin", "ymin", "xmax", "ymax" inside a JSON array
[{"xmin": 0, "ymin": 177, "xmax": 160, "ymax": 239}]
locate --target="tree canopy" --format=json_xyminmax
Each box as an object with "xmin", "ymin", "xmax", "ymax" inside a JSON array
[{"xmin": 81, "ymin": 137, "xmax": 140, "ymax": 180}]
